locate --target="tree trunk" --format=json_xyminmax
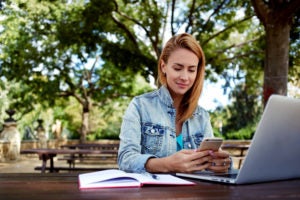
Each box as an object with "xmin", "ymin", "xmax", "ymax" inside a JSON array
[
  {"xmin": 263, "ymin": 22, "xmax": 290, "ymax": 105},
  {"xmin": 80, "ymin": 104, "xmax": 90, "ymax": 143},
  {"xmin": 251, "ymin": 0, "xmax": 300, "ymax": 106}
]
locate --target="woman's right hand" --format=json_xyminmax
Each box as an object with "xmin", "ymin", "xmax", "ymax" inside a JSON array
[
  {"xmin": 166, "ymin": 149, "xmax": 212, "ymax": 173},
  {"xmin": 145, "ymin": 149, "xmax": 212, "ymax": 173}
]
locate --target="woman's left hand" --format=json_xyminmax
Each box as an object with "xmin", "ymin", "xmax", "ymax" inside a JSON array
[{"xmin": 206, "ymin": 150, "xmax": 231, "ymax": 173}]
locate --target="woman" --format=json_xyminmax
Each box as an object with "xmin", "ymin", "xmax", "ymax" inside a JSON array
[{"xmin": 118, "ymin": 33, "xmax": 231, "ymax": 173}]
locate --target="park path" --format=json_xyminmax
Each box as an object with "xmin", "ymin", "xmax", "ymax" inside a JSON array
[{"xmin": 0, "ymin": 156, "xmax": 40, "ymax": 173}]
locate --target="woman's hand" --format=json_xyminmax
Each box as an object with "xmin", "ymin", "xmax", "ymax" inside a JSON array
[
  {"xmin": 206, "ymin": 150, "xmax": 231, "ymax": 173},
  {"xmin": 168, "ymin": 149, "xmax": 213, "ymax": 173},
  {"xmin": 145, "ymin": 149, "xmax": 231, "ymax": 173},
  {"xmin": 145, "ymin": 149, "xmax": 212, "ymax": 173}
]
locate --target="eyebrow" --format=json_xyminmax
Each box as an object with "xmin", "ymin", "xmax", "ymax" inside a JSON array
[{"xmin": 174, "ymin": 63, "xmax": 197, "ymax": 68}]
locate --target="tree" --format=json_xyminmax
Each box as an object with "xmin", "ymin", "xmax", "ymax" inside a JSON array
[
  {"xmin": 251, "ymin": 0, "xmax": 300, "ymax": 105},
  {"xmin": 1, "ymin": 0, "xmax": 299, "ymax": 141},
  {"xmin": 0, "ymin": 0, "xmax": 269, "ymax": 140},
  {"xmin": 0, "ymin": 0, "xmax": 154, "ymax": 142}
]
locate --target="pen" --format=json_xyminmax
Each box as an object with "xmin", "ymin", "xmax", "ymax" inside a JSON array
[{"xmin": 143, "ymin": 172, "xmax": 160, "ymax": 180}]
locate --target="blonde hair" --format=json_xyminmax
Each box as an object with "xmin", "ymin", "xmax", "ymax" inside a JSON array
[{"xmin": 157, "ymin": 33, "xmax": 206, "ymax": 123}]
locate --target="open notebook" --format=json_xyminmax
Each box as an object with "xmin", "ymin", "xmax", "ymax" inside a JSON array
[
  {"xmin": 78, "ymin": 169, "xmax": 196, "ymax": 189},
  {"xmin": 176, "ymin": 94, "xmax": 300, "ymax": 184}
]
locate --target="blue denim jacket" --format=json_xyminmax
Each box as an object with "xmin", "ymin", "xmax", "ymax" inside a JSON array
[{"xmin": 118, "ymin": 85, "xmax": 213, "ymax": 173}]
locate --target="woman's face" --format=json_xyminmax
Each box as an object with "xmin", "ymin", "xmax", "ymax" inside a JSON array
[{"xmin": 161, "ymin": 48, "xmax": 198, "ymax": 99}]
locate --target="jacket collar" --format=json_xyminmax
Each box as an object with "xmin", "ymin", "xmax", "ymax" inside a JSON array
[{"xmin": 158, "ymin": 85, "xmax": 174, "ymax": 108}]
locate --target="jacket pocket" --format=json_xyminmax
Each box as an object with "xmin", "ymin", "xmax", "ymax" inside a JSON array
[
  {"xmin": 191, "ymin": 132, "xmax": 205, "ymax": 148},
  {"xmin": 141, "ymin": 122, "xmax": 165, "ymax": 155}
]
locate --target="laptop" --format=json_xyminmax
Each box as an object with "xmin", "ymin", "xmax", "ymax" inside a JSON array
[{"xmin": 176, "ymin": 94, "xmax": 300, "ymax": 184}]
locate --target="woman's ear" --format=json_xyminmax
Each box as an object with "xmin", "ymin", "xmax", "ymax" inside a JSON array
[{"xmin": 161, "ymin": 61, "xmax": 166, "ymax": 74}]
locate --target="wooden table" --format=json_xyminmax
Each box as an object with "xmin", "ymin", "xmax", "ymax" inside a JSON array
[
  {"xmin": 21, "ymin": 148, "xmax": 118, "ymax": 173},
  {"xmin": 0, "ymin": 173, "xmax": 300, "ymax": 200}
]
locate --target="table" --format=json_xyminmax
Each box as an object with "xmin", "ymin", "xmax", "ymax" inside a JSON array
[
  {"xmin": 0, "ymin": 173, "xmax": 300, "ymax": 200},
  {"xmin": 21, "ymin": 148, "xmax": 118, "ymax": 173}
]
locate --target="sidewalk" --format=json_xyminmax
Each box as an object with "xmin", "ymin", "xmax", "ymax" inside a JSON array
[{"xmin": 0, "ymin": 155, "xmax": 40, "ymax": 173}]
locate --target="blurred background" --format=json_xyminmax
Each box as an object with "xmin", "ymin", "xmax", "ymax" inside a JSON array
[{"xmin": 0, "ymin": 0, "xmax": 299, "ymax": 144}]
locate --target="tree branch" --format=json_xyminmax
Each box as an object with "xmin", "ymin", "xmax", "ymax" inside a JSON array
[
  {"xmin": 112, "ymin": 0, "xmax": 159, "ymax": 56},
  {"xmin": 202, "ymin": 0, "xmax": 228, "ymax": 31},
  {"xmin": 171, "ymin": 0, "xmax": 176, "ymax": 35},
  {"xmin": 202, "ymin": 15, "xmax": 254, "ymax": 46},
  {"xmin": 220, "ymin": 50, "xmax": 264, "ymax": 62},
  {"xmin": 111, "ymin": 15, "xmax": 139, "ymax": 47},
  {"xmin": 215, "ymin": 37, "xmax": 261, "ymax": 54},
  {"xmin": 185, "ymin": 0, "xmax": 196, "ymax": 33},
  {"xmin": 86, "ymin": 56, "xmax": 98, "ymax": 93},
  {"xmin": 251, "ymin": 0, "xmax": 269, "ymax": 26},
  {"xmin": 274, "ymin": 0, "xmax": 300, "ymax": 24},
  {"xmin": 251, "ymin": 0, "xmax": 300, "ymax": 26}
]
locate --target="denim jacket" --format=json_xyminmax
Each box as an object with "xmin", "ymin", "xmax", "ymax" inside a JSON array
[{"xmin": 118, "ymin": 85, "xmax": 213, "ymax": 173}]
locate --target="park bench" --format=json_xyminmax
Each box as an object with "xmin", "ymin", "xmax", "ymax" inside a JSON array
[
  {"xmin": 21, "ymin": 148, "xmax": 119, "ymax": 173},
  {"xmin": 34, "ymin": 165, "xmax": 118, "ymax": 173},
  {"xmin": 221, "ymin": 143, "xmax": 250, "ymax": 169},
  {"xmin": 59, "ymin": 143, "xmax": 119, "ymax": 168}
]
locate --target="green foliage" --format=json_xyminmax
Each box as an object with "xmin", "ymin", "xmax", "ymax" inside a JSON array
[
  {"xmin": 210, "ymin": 82, "xmax": 263, "ymax": 140},
  {"xmin": 211, "ymin": 108, "xmax": 259, "ymax": 140},
  {"xmin": 225, "ymin": 123, "xmax": 256, "ymax": 140},
  {"xmin": 0, "ymin": 0, "xmax": 157, "ymax": 106},
  {"xmin": 0, "ymin": 0, "xmax": 156, "ymax": 141},
  {"xmin": 0, "ymin": 0, "xmax": 299, "ymax": 141},
  {"xmin": 289, "ymin": 11, "xmax": 300, "ymax": 87},
  {"xmin": 5, "ymin": 73, "xmax": 151, "ymax": 141},
  {"xmin": 212, "ymin": 127, "xmax": 223, "ymax": 139},
  {"xmin": 0, "ymin": 81, "xmax": 8, "ymax": 122},
  {"xmin": 224, "ymin": 84, "xmax": 262, "ymax": 131}
]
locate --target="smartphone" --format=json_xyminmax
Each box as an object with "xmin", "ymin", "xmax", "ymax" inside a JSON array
[{"xmin": 198, "ymin": 138, "xmax": 223, "ymax": 151}]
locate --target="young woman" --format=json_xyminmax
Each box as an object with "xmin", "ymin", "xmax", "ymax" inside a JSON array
[{"xmin": 118, "ymin": 33, "xmax": 231, "ymax": 173}]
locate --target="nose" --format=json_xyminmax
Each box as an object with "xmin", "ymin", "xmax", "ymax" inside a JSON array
[{"xmin": 179, "ymin": 70, "xmax": 188, "ymax": 80}]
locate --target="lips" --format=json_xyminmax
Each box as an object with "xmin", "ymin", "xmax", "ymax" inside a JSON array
[{"xmin": 177, "ymin": 83, "xmax": 189, "ymax": 88}]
